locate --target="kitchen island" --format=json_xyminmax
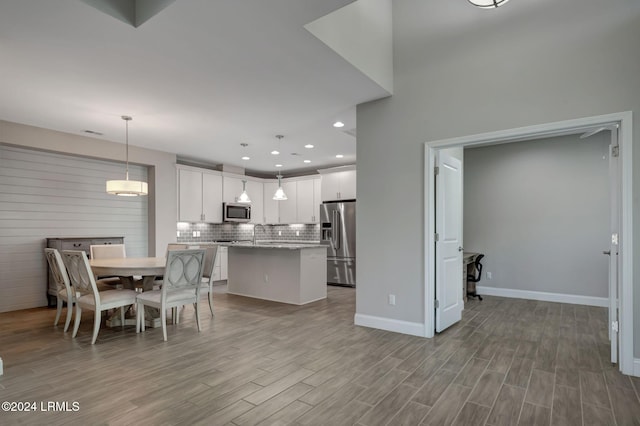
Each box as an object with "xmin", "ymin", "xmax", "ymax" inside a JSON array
[{"xmin": 226, "ymin": 243, "xmax": 327, "ymax": 305}]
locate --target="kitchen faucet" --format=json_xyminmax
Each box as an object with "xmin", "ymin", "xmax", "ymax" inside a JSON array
[{"xmin": 253, "ymin": 224, "xmax": 266, "ymax": 245}]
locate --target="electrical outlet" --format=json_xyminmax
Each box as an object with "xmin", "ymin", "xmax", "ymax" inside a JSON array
[
  {"xmin": 278, "ymin": 231, "xmax": 282, "ymax": 236},
  {"xmin": 177, "ymin": 231, "xmax": 180, "ymax": 237},
  {"xmin": 264, "ymin": 274, "xmax": 269, "ymax": 283},
  {"xmin": 296, "ymin": 231, "xmax": 299, "ymax": 236},
  {"xmin": 486, "ymin": 271, "xmax": 492, "ymax": 280},
  {"xmin": 193, "ymin": 231, "xmax": 197, "ymax": 237},
  {"xmin": 196, "ymin": 231, "xmax": 201, "ymax": 237},
  {"xmin": 388, "ymin": 294, "xmax": 396, "ymax": 306}
]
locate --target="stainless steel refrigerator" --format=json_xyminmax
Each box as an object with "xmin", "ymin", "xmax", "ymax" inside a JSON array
[{"xmin": 320, "ymin": 201, "xmax": 356, "ymax": 286}]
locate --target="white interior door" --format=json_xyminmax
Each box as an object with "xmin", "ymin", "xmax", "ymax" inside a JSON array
[
  {"xmin": 435, "ymin": 151, "xmax": 464, "ymax": 332},
  {"xmin": 608, "ymin": 128, "xmax": 620, "ymax": 364}
]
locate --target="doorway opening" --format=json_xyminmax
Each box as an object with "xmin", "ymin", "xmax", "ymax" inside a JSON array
[{"xmin": 423, "ymin": 112, "xmax": 633, "ymax": 375}]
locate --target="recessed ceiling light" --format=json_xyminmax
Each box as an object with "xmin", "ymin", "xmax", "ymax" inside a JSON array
[
  {"xmin": 271, "ymin": 150, "xmax": 280, "ymax": 155},
  {"xmin": 303, "ymin": 160, "xmax": 311, "ymax": 163},
  {"xmin": 241, "ymin": 156, "xmax": 250, "ymax": 160},
  {"xmin": 275, "ymin": 164, "xmax": 283, "ymax": 168},
  {"xmin": 304, "ymin": 144, "xmax": 314, "ymax": 149},
  {"xmin": 333, "ymin": 121, "xmax": 345, "ymax": 128},
  {"xmin": 336, "ymin": 154, "xmax": 344, "ymax": 158}
]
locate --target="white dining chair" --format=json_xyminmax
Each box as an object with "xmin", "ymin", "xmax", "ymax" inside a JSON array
[
  {"xmin": 44, "ymin": 248, "xmax": 74, "ymax": 332},
  {"xmin": 90, "ymin": 244, "xmax": 126, "ymax": 259},
  {"xmin": 136, "ymin": 249, "xmax": 206, "ymax": 341},
  {"xmin": 61, "ymin": 250, "xmax": 138, "ymax": 344},
  {"xmin": 198, "ymin": 244, "xmax": 219, "ymax": 317}
]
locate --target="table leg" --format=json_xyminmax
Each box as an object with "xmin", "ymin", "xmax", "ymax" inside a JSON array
[{"xmin": 106, "ymin": 275, "xmax": 162, "ymax": 328}]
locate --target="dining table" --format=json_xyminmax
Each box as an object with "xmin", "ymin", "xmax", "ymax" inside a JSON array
[{"xmin": 90, "ymin": 257, "xmax": 166, "ymax": 328}]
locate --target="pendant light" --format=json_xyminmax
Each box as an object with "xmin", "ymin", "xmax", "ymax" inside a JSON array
[
  {"xmin": 273, "ymin": 174, "xmax": 287, "ymax": 200},
  {"xmin": 106, "ymin": 116, "xmax": 148, "ymax": 196},
  {"xmin": 468, "ymin": 0, "xmax": 510, "ymax": 8},
  {"xmin": 237, "ymin": 179, "xmax": 251, "ymax": 203}
]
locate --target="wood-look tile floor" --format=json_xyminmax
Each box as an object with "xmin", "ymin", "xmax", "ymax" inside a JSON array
[{"xmin": 1, "ymin": 286, "xmax": 639, "ymax": 425}]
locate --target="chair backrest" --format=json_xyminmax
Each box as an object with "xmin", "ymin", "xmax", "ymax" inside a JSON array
[
  {"xmin": 166, "ymin": 243, "xmax": 190, "ymax": 258},
  {"xmin": 468, "ymin": 254, "xmax": 485, "ymax": 282},
  {"xmin": 162, "ymin": 249, "xmax": 206, "ymax": 295},
  {"xmin": 200, "ymin": 244, "xmax": 219, "ymax": 280},
  {"xmin": 61, "ymin": 250, "xmax": 100, "ymax": 299},
  {"xmin": 45, "ymin": 248, "xmax": 71, "ymax": 295},
  {"xmin": 90, "ymin": 244, "xmax": 126, "ymax": 259}
]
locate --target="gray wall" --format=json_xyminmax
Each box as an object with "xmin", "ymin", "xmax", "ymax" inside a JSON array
[
  {"xmin": 464, "ymin": 134, "xmax": 610, "ymax": 298},
  {"xmin": 0, "ymin": 120, "xmax": 177, "ymax": 259},
  {"xmin": 356, "ymin": 0, "xmax": 640, "ymax": 355}
]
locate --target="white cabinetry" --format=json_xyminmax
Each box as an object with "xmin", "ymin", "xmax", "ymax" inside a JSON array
[
  {"xmin": 320, "ymin": 168, "xmax": 356, "ymax": 202},
  {"xmin": 178, "ymin": 167, "xmax": 222, "ymax": 223},
  {"xmin": 263, "ymin": 182, "xmax": 279, "ymax": 224},
  {"xmin": 296, "ymin": 177, "xmax": 321, "ymax": 223},
  {"xmin": 212, "ymin": 245, "xmax": 228, "ymax": 281},
  {"xmin": 278, "ymin": 181, "xmax": 297, "ymax": 224},
  {"xmin": 247, "ymin": 180, "xmax": 264, "ymax": 224}
]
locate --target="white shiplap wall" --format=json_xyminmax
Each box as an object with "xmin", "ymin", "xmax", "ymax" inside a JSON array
[{"xmin": 0, "ymin": 145, "xmax": 148, "ymax": 312}]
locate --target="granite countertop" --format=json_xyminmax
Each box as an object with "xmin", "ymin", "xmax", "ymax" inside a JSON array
[{"xmin": 220, "ymin": 240, "xmax": 325, "ymax": 250}]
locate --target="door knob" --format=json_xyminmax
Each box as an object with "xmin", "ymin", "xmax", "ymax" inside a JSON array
[
  {"xmin": 458, "ymin": 246, "xmax": 463, "ymax": 252},
  {"xmin": 603, "ymin": 250, "xmax": 611, "ymax": 255}
]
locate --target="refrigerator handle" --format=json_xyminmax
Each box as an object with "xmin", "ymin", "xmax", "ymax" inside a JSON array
[{"xmin": 335, "ymin": 210, "xmax": 341, "ymax": 250}]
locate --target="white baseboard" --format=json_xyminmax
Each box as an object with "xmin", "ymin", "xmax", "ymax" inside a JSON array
[
  {"xmin": 476, "ymin": 286, "xmax": 608, "ymax": 307},
  {"xmin": 354, "ymin": 313, "xmax": 425, "ymax": 337},
  {"xmin": 633, "ymin": 358, "xmax": 640, "ymax": 377}
]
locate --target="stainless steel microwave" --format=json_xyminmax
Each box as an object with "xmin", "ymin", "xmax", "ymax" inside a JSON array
[{"xmin": 223, "ymin": 202, "xmax": 251, "ymax": 223}]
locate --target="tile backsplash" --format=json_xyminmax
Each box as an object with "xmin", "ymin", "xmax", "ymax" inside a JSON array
[{"xmin": 176, "ymin": 222, "xmax": 320, "ymax": 243}]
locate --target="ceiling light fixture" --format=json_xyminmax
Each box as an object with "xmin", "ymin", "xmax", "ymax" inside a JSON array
[
  {"xmin": 333, "ymin": 121, "xmax": 345, "ymax": 128},
  {"xmin": 273, "ymin": 174, "xmax": 288, "ymax": 200},
  {"xmin": 237, "ymin": 179, "xmax": 251, "ymax": 203},
  {"xmin": 271, "ymin": 134, "xmax": 283, "ymax": 155},
  {"xmin": 304, "ymin": 144, "xmax": 314, "ymax": 149},
  {"xmin": 106, "ymin": 116, "xmax": 148, "ymax": 196},
  {"xmin": 467, "ymin": 0, "xmax": 510, "ymax": 9}
]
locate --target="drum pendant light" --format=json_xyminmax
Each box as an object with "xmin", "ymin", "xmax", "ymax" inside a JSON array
[
  {"xmin": 238, "ymin": 180, "xmax": 251, "ymax": 203},
  {"xmin": 106, "ymin": 116, "xmax": 148, "ymax": 196},
  {"xmin": 468, "ymin": 0, "xmax": 510, "ymax": 9}
]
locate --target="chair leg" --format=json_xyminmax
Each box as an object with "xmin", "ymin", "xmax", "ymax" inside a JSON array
[
  {"xmin": 161, "ymin": 306, "xmax": 168, "ymax": 341},
  {"xmin": 194, "ymin": 302, "xmax": 201, "ymax": 333},
  {"xmin": 140, "ymin": 303, "xmax": 146, "ymax": 332},
  {"xmin": 63, "ymin": 301, "xmax": 73, "ymax": 332},
  {"xmin": 91, "ymin": 310, "xmax": 101, "ymax": 345},
  {"xmin": 72, "ymin": 305, "xmax": 82, "ymax": 338},
  {"xmin": 120, "ymin": 306, "xmax": 125, "ymax": 328},
  {"xmin": 54, "ymin": 296, "xmax": 63, "ymax": 326},
  {"xmin": 136, "ymin": 304, "xmax": 141, "ymax": 333},
  {"xmin": 208, "ymin": 288, "xmax": 214, "ymax": 317}
]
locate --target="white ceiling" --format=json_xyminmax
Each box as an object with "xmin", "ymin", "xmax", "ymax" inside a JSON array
[{"xmin": 0, "ymin": 0, "xmax": 389, "ymax": 175}]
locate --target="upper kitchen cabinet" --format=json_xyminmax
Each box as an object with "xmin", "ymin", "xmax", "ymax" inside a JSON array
[
  {"xmin": 278, "ymin": 181, "xmax": 297, "ymax": 223},
  {"xmin": 263, "ymin": 182, "xmax": 279, "ymax": 224},
  {"xmin": 222, "ymin": 176, "xmax": 244, "ymax": 204},
  {"xmin": 296, "ymin": 176, "xmax": 321, "ymax": 223},
  {"xmin": 246, "ymin": 180, "xmax": 264, "ymax": 224},
  {"xmin": 178, "ymin": 167, "xmax": 223, "ymax": 223},
  {"xmin": 319, "ymin": 167, "xmax": 356, "ymax": 202}
]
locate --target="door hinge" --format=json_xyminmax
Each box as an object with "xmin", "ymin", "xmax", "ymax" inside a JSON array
[
  {"xmin": 612, "ymin": 145, "xmax": 620, "ymax": 157},
  {"xmin": 612, "ymin": 321, "xmax": 619, "ymax": 333},
  {"xmin": 435, "ymin": 233, "xmax": 439, "ymax": 242},
  {"xmin": 434, "ymin": 166, "xmax": 439, "ymax": 176},
  {"xmin": 435, "ymin": 300, "xmax": 439, "ymax": 309}
]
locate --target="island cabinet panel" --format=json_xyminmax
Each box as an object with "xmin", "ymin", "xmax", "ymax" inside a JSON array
[{"xmin": 227, "ymin": 246, "xmax": 327, "ymax": 305}]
